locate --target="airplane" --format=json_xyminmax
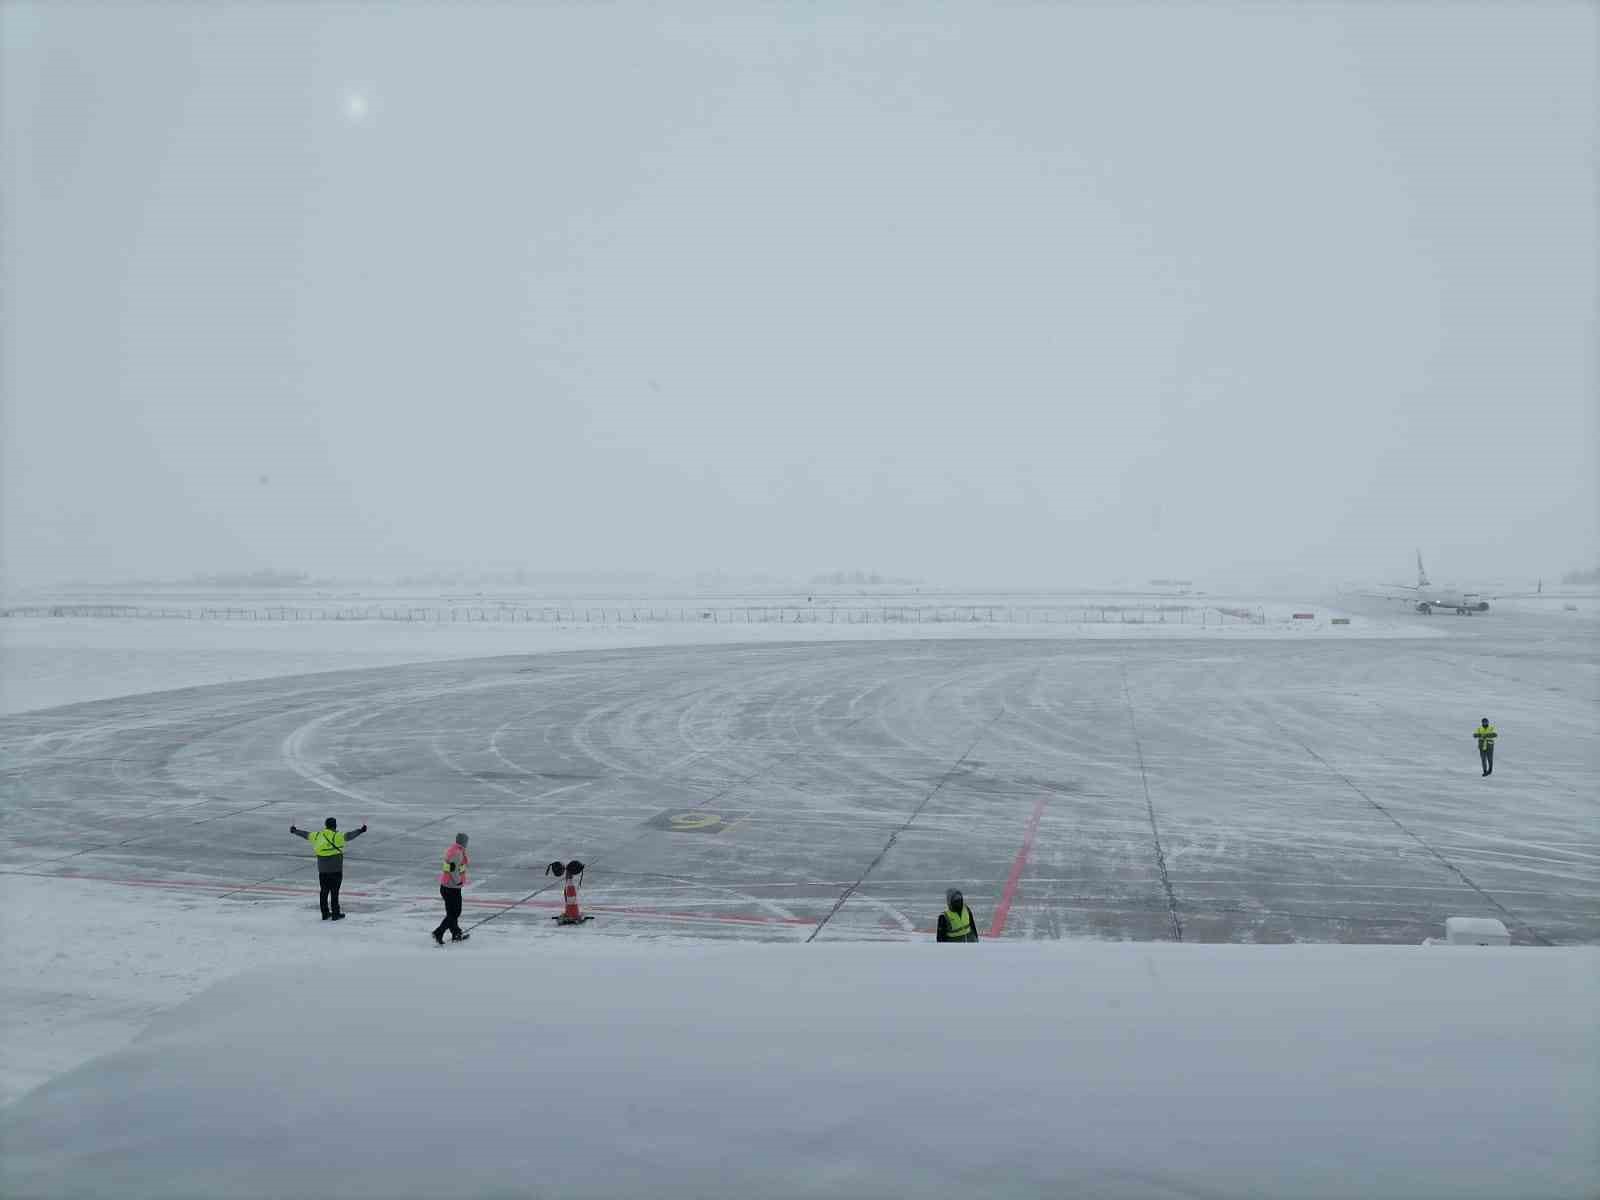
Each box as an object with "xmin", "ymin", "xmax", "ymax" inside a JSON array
[{"xmin": 1370, "ymin": 551, "xmax": 1543, "ymax": 615}]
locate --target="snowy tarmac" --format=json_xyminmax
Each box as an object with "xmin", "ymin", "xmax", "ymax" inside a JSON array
[{"xmin": 4, "ymin": 616, "xmax": 1595, "ymax": 949}]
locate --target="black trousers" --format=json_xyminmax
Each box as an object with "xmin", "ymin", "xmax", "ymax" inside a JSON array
[
  {"xmin": 434, "ymin": 886, "xmax": 463, "ymax": 938},
  {"xmin": 1480, "ymin": 744, "xmax": 1494, "ymax": 774},
  {"xmin": 319, "ymin": 871, "xmax": 343, "ymax": 917}
]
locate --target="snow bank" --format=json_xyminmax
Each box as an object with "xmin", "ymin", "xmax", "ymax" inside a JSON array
[
  {"xmin": 0, "ymin": 875, "xmax": 433, "ymax": 1107},
  {"xmin": 1491, "ymin": 593, "xmax": 1600, "ymax": 618},
  {"xmin": 1, "ymin": 605, "xmax": 1431, "ymax": 714},
  {"xmin": 3, "ymin": 942, "xmax": 1594, "ymax": 1200}
]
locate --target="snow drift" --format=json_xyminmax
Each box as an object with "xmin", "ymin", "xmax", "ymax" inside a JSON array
[{"xmin": 3, "ymin": 942, "xmax": 1595, "ymax": 1199}]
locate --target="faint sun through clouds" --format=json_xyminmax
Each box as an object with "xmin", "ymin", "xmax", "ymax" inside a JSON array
[{"xmin": 341, "ymin": 88, "xmax": 372, "ymax": 125}]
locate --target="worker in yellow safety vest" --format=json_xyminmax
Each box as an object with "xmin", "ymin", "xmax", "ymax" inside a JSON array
[
  {"xmin": 1474, "ymin": 718, "xmax": 1497, "ymax": 777},
  {"xmin": 289, "ymin": 816, "xmax": 368, "ymax": 920},
  {"xmin": 936, "ymin": 888, "xmax": 980, "ymax": 942}
]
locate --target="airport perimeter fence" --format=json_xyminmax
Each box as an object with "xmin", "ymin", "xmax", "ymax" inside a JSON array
[{"xmin": 0, "ymin": 603, "xmax": 1269, "ymax": 626}]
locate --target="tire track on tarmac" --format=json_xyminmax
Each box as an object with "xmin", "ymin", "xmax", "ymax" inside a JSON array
[
  {"xmin": 204, "ymin": 677, "xmax": 578, "ymax": 908},
  {"xmin": 1120, "ymin": 664, "xmax": 1183, "ymax": 942},
  {"xmin": 461, "ymin": 659, "xmax": 871, "ymax": 936},
  {"xmin": 23, "ymin": 686, "xmax": 420, "ymax": 868},
  {"xmin": 806, "ymin": 694, "xmax": 1016, "ymax": 944},
  {"xmin": 1282, "ymin": 732, "xmax": 1553, "ymax": 946}
]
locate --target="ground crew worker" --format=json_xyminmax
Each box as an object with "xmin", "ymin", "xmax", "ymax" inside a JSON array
[
  {"xmin": 936, "ymin": 888, "xmax": 980, "ymax": 942},
  {"xmin": 289, "ymin": 817, "xmax": 367, "ymax": 920},
  {"xmin": 433, "ymin": 832, "xmax": 471, "ymax": 944},
  {"xmin": 1475, "ymin": 718, "xmax": 1497, "ymax": 776}
]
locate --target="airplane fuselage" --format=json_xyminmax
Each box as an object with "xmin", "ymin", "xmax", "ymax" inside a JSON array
[
  {"xmin": 1415, "ymin": 591, "xmax": 1490, "ymax": 614},
  {"xmin": 1386, "ymin": 552, "xmax": 1496, "ymax": 614}
]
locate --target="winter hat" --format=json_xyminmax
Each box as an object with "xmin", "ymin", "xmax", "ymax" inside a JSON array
[
  {"xmin": 325, "ymin": 817, "xmax": 338, "ymax": 830},
  {"xmin": 455, "ymin": 832, "xmax": 469, "ymax": 847},
  {"xmin": 946, "ymin": 888, "xmax": 964, "ymax": 910}
]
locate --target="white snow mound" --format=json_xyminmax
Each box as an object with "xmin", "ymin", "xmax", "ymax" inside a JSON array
[{"xmin": 2, "ymin": 942, "xmax": 1595, "ymax": 1200}]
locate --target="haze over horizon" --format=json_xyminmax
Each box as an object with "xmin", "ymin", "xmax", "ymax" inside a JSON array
[{"xmin": 3, "ymin": 3, "xmax": 1595, "ymax": 594}]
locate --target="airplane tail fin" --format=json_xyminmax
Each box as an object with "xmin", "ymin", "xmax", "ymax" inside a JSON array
[{"xmin": 1416, "ymin": 549, "xmax": 1431, "ymax": 589}]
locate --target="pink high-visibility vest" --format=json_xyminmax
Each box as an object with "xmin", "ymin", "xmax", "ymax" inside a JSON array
[{"xmin": 439, "ymin": 843, "xmax": 469, "ymax": 888}]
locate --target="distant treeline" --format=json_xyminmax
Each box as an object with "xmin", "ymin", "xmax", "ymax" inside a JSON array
[
  {"xmin": 190, "ymin": 569, "xmax": 311, "ymax": 588},
  {"xmin": 1561, "ymin": 566, "xmax": 1600, "ymax": 585},
  {"xmin": 397, "ymin": 569, "xmax": 658, "ymax": 587},
  {"xmin": 810, "ymin": 570, "xmax": 923, "ymax": 586}
]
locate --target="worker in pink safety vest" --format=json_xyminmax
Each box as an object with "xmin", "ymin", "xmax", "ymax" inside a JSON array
[{"xmin": 432, "ymin": 832, "xmax": 470, "ymax": 945}]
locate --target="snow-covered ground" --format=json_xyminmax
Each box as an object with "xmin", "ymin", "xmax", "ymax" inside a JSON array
[
  {"xmin": 3, "ymin": 919, "xmax": 1595, "ymax": 1199},
  {"xmin": 2, "ymin": 605, "xmax": 1594, "ymax": 1196},
  {"xmin": 0, "ymin": 870, "xmax": 514, "ymax": 1107},
  {"xmin": 0, "ymin": 874, "xmax": 405, "ymax": 1107},
  {"xmin": 1491, "ymin": 592, "xmax": 1600, "ymax": 617},
  {"xmin": 1, "ymin": 600, "xmax": 1431, "ymax": 715}
]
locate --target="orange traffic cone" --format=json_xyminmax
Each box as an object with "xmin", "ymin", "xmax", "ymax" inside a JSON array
[
  {"xmin": 549, "ymin": 859, "xmax": 591, "ymax": 925},
  {"xmin": 560, "ymin": 878, "xmax": 582, "ymax": 921}
]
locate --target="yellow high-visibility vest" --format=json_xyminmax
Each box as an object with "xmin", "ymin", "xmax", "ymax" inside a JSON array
[
  {"xmin": 310, "ymin": 829, "xmax": 346, "ymax": 857},
  {"xmin": 1475, "ymin": 724, "xmax": 1497, "ymax": 747},
  {"xmin": 944, "ymin": 906, "xmax": 974, "ymax": 940}
]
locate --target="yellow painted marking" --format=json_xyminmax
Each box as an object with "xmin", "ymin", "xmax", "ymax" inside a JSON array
[{"xmin": 669, "ymin": 812, "xmax": 723, "ymax": 830}]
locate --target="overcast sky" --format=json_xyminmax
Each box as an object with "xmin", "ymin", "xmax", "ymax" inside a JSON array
[{"xmin": 2, "ymin": 2, "xmax": 1594, "ymax": 591}]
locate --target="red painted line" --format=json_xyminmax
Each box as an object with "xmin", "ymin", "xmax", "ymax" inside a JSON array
[{"xmin": 988, "ymin": 794, "xmax": 1048, "ymax": 938}]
